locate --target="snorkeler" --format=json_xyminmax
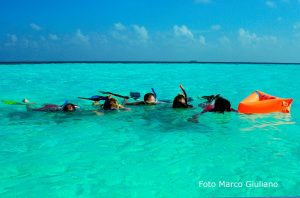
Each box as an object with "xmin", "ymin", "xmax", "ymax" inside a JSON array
[
  {"xmin": 125, "ymin": 88, "xmax": 174, "ymax": 105},
  {"xmin": 98, "ymin": 88, "xmax": 167, "ymax": 106},
  {"xmin": 189, "ymin": 95, "xmax": 237, "ymax": 122},
  {"xmin": 102, "ymin": 96, "xmax": 126, "ymax": 110},
  {"xmin": 172, "ymin": 85, "xmax": 193, "ymax": 108},
  {"xmin": 201, "ymin": 95, "xmax": 236, "ymax": 113},
  {"xmin": 79, "ymin": 93, "xmax": 128, "ymax": 111},
  {"xmin": 22, "ymin": 98, "xmax": 78, "ymax": 112},
  {"xmin": 125, "ymin": 92, "xmax": 156, "ymax": 105}
]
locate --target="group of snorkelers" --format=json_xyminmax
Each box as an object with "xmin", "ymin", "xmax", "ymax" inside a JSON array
[{"xmin": 19, "ymin": 85, "xmax": 236, "ymax": 120}]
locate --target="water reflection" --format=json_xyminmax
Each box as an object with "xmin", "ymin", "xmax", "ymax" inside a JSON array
[{"xmin": 239, "ymin": 113, "xmax": 295, "ymax": 131}]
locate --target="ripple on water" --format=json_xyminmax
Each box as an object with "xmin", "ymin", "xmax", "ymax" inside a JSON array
[{"xmin": 0, "ymin": 63, "xmax": 300, "ymax": 197}]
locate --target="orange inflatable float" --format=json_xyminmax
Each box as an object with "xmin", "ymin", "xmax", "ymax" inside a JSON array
[{"xmin": 238, "ymin": 90, "xmax": 293, "ymax": 114}]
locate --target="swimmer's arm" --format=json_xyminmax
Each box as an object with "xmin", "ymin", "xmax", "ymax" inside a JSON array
[
  {"xmin": 123, "ymin": 100, "xmax": 145, "ymax": 106},
  {"xmin": 22, "ymin": 99, "xmax": 36, "ymax": 111},
  {"xmin": 25, "ymin": 103, "xmax": 40, "ymax": 111},
  {"xmin": 188, "ymin": 110, "xmax": 207, "ymax": 123},
  {"xmin": 193, "ymin": 109, "xmax": 207, "ymax": 117},
  {"xmin": 93, "ymin": 110, "xmax": 104, "ymax": 116},
  {"xmin": 118, "ymin": 105, "xmax": 131, "ymax": 111}
]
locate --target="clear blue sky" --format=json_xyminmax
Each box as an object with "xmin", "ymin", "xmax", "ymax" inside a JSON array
[{"xmin": 1, "ymin": 0, "xmax": 300, "ymax": 62}]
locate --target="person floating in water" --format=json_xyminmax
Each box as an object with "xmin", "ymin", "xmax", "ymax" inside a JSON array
[
  {"xmin": 78, "ymin": 92, "xmax": 129, "ymax": 114},
  {"xmin": 22, "ymin": 98, "xmax": 78, "ymax": 112},
  {"xmin": 189, "ymin": 95, "xmax": 237, "ymax": 122},
  {"xmin": 95, "ymin": 96, "xmax": 130, "ymax": 115},
  {"xmin": 102, "ymin": 96, "xmax": 127, "ymax": 110},
  {"xmin": 172, "ymin": 85, "xmax": 193, "ymax": 108}
]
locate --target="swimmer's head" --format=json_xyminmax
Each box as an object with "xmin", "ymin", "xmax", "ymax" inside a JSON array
[
  {"xmin": 103, "ymin": 97, "xmax": 119, "ymax": 110},
  {"xmin": 173, "ymin": 94, "xmax": 190, "ymax": 108},
  {"xmin": 213, "ymin": 97, "xmax": 231, "ymax": 113},
  {"xmin": 62, "ymin": 103, "xmax": 76, "ymax": 112},
  {"xmin": 144, "ymin": 93, "xmax": 156, "ymax": 104}
]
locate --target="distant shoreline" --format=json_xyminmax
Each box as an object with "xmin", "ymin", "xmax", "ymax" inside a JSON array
[{"xmin": 0, "ymin": 61, "xmax": 299, "ymax": 65}]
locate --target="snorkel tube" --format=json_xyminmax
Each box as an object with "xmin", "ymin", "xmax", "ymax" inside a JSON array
[
  {"xmin": 150, "ymin": 88, "xmax": 173, "ymax": 103},
  {"xmin": 179, "ymin": 84, "xmax": 193, "ymax": 108},
  {"xmin": 179, "ymin": 85, "xmax": 188, "ymax": 105},
  {"xmin": 151, "ymin": 88, "xmax": 158, "ymax": 102}
]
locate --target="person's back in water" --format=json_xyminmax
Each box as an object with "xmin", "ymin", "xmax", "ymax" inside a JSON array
[{"xmin": 23, "ymin": 98, "xmax": 77, "ymax": 112}]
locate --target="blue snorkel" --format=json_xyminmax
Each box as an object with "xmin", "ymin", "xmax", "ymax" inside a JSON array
[
  {"xmin": 150, "ymin": 88, "xmax": 173, "ymax": 103},
  {"xmin": 151, "ymin": 88, "xmax": 158, "ymax": 102},
  {"xmin": 61, "ymin": 100, "xmax": 70, "ymax": 109}
]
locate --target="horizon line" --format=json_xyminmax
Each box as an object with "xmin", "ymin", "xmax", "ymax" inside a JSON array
[{"xmin": 0, "ymin": 61, "xmax": 300, "ymax": 65}]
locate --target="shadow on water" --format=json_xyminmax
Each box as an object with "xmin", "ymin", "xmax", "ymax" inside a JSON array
[{"xmin": 3, "ymin": 108, "xmax": 98, "ymax": 126}]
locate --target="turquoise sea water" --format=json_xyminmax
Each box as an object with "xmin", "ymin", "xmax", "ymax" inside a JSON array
[{"xmin": 0, "ymin": 63, "xmax": 299, "ymax": 197}]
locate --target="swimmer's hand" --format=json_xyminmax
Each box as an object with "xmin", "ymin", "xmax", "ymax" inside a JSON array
[
  {"xmin": 93, "ymin": 110, "xmax": 103, "ymax": 116},
  {"xmin": 119, "ymin": 106, "xmax": 131, "ymax": 111},
  {"xmin": 116, "ymin": 104, "xmax": 130, "ymax": 111},
  {"xmin": 198, "ymin": 103, "xmax": 208, "ymax": 108},
  {"xmin": 188, "ymin": 115, "xmax": 199, "ymax": 123},
  {"xmin": 92, "ymin": 101, "xmax": 100, "ymax": 107}
]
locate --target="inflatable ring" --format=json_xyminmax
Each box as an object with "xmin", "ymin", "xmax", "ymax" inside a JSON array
[{"xmin": 238, "ymin": 90, "xmax": 293, "ymax": 114}]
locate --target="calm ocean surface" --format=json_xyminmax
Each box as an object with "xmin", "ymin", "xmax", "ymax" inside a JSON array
[{"xmin": 0, "ymin": 63, "xmax": 299, "ymax": 197}]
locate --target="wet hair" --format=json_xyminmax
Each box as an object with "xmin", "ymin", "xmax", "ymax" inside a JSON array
[
  {"xmin": 62, "ymin": 103, "xmax": 76, "ymax": 112},
  {"xmin": 172, "ymin": 94, "xmax": 193, "ymax": 108},
  {"xmin": 212, "ymin": 97, "xmax": 231, "ymax": 113},
  {"xmin": 103, "ymin": 98, "xmax": 118, "ymax": 110},
  {"xmin": 144, "ymin": 93, "xmax": 155, "ymax": 102}
]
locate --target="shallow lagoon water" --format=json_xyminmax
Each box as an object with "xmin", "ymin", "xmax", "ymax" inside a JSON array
[{"xmin": 0, "ymin": 63, "xmax": 299, "ymax": 197}]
